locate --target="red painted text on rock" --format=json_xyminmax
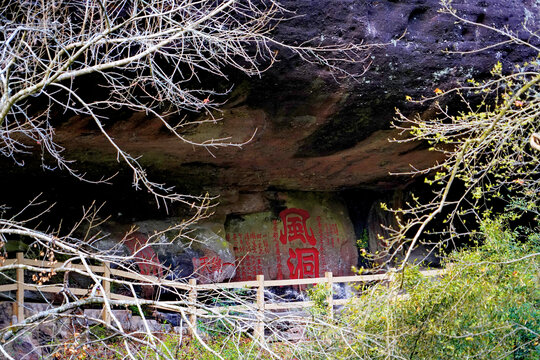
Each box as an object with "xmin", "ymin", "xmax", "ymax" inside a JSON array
[
  {"xmin": 279, "ymin": 208, "xmax": 316, "ymax": 246},
  {"xmin": 192, "ymin": 256, "xmax": 234, "ymax": 276},
  {"xmin": 287, "ymin": 247, "xmax": 320, "ymax": 279}
]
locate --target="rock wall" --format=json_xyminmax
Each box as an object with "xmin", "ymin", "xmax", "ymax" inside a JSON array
[
  {"xmin": 225, "ymin": 192, "xmax": 358, "ymax": 281},
  {"xmin": 96, "ymin": 191, "xmax": 358, "ymax": 284},
  {"xmin": 5, "ymin": 0, "xmax": 534, "ymax": 197}
]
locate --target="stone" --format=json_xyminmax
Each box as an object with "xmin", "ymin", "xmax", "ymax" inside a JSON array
[
  {"xmin": 0, "ymin": 2, "xmax": 536, "ymax": 291},
  {"xmin": 83, "ymin": 309, "xmax": 132, "ymax": 328},
  {"xmin": 126, "ymin": 317, "xmax": 172, "ymax": 333},
  {"xmin": 282, "ymin": 325, "xmax": 306, "ymax": 341},
  {"xmin": 189, "ymin": 222, "xmax": 236, "ymax": 284},
  {"xmin": 0, "ymin": 302, "xmax": 13, "ymax": 329},
  {"xmin": 218, "ymin": 192, "xmax": 269, "ymax": 216},
  {"xmin": 367, "ymin": 190, "xmax": 403, "ymax": 265},
  {"xmin": 2, "ymin": 334, "xmax": 41, "ymax": 360},
  {"xmin": 0, "ymin": 303, "xmax": 62, "ymax": 360},
  {"xmin": 6, "ymin": 0, "xmax": 532, "ymax": 200},
  {"xmin": 1, "ymin": 1, "xmax": 536, "ymax": 296},
  {"xmin": 226, "ymin": 191, "xmax": 358, "ymax": 281}
]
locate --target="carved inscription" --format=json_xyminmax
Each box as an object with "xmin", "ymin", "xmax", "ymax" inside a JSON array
[{"xmin": 229, "ymin": 208, "xmax": 342, "ymax": 281}]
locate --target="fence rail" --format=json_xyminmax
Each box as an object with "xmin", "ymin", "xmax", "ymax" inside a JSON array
[{"xmin": 1, "ymin": 252, "xmax": 445, "ymax": 342}]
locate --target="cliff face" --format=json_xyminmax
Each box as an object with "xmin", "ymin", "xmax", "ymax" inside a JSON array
[
  {"xmin": 2, "ymin": 0, "xmax": 538, "ymax": 281},
  {"xmin": 47, "ymin": 0, "xmax": 538, "ymax": 194}
]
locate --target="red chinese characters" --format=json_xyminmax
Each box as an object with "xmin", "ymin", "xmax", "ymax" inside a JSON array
[
  {"xmin": 287, "ymin": 247, "xmax": 320, "ymax": 279},
  {"xmin": 279, "ymin": 208, "xmax": 316, "ymax": 246},
  {"xmin": 278, "ymin": 208, "xmax": 320, "ymax": 279},
  {"xmin": 123, "ymin": 233, "xmax": 163, "ymax": 277},
  {"xmin": 192, "ymin": 256, "xmax": 234, "ymax": 276}
]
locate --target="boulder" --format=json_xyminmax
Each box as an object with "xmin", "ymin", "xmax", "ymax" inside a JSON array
[
  {"xmin": 95, "ymin": 219, "xmax": 237, "ymax": 284},
  {"xmin": 2, "ymin": 334, "xmax": 41, "ymax": 360},
  {"xmin": 226, "ymin": 191, "xmax": 358, "ymax": 281},
  {"xmin": 189, "ymin": 223, "xmax": 236, "ymax": 284}
]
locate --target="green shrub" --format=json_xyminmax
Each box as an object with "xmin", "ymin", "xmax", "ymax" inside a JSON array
[{"xmin": 300, "ymin": 215, "xmax": 540, "ymax": 359}]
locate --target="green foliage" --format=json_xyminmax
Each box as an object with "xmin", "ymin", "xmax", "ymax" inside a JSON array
[
  {"xmin": 307, "ymin": 283, "xmax": 330, "ymax": 318},
  {"xmin": 74, "ymin": 333, "xmax": 291, "ymax": 360},
  {"xmin": 127, "ymin": 304, "xmax": 153, "ymax": 318},
  {"xmin": 300, "ymin": 215, "xmax": 540, "ymax": 359},
  {"xmin": 178, "ymin": 337, "xmax": 264, "ymax": 360},
  {"xmin": 195, "ymin": 318, "xmax": 237, "ymax": 338},
  {"xmin": 89, "ymin": 325, "xmax": 110, "ymax": 340},
  {"xmin": 382, "ymin": 15, "xmax": 540, "ymax": 357},
  {"xmin": 357, "ymin": 229, "xmax": 369, "ymax": 250}
]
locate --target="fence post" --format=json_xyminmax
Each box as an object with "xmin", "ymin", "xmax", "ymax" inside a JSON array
[
  {"xmin": 255, "ymin": 274, "xmax": 265, "ymax": 342},
  {"xmin": 102, "ymin": 262, "xmax": 111, "ymax": 326},
  {"xmin": 15, "ymin": 252, "xmax": 24, "ymax": 323},
  {"xmin": 325, "ymin": 271, "xmax": 334, "ymax": 319},
  {"xmin": 188, "ymin": 278, "xmax": 197, "ymax": 337}
]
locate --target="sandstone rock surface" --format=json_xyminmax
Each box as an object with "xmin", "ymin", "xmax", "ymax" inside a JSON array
[
  {"xmin": 36, "ymin": 0, "xmax": 539, "ymax": 196},
  {"xmin": 226, "ymin": 192, "xmax": 358, "ymax": 280}
]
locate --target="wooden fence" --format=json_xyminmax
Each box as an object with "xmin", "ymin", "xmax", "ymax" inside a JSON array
[{"xmin": 0, "ymin": 252, "xmax": 445, "ymax": 342}]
